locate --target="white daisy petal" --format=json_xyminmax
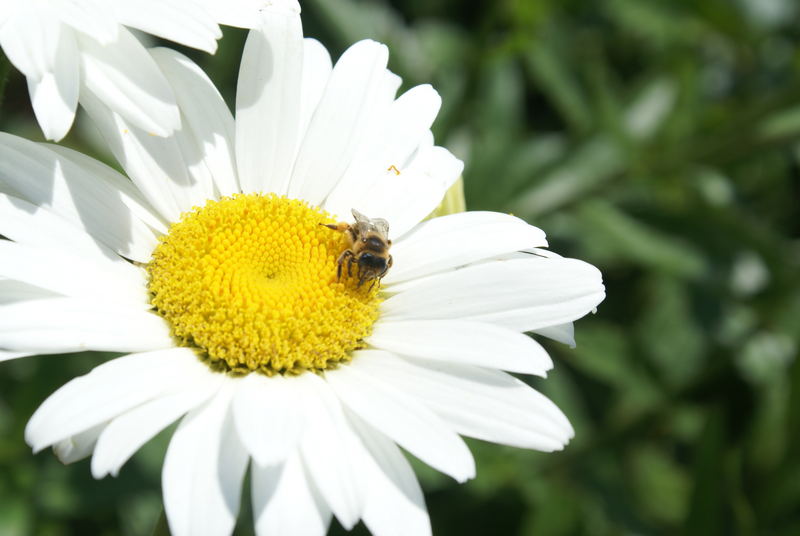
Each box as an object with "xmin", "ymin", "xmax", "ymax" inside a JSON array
[
  {"xmin": 416, "ymin": 130, "xmax": 435, "ymax": 155},
  {"xmin": 316, "ymin": 67, "xmax": 403, "ymax": 217},
  {"xmin": 324, "ymin": 84, "xmax": 442, "ymax": 220},
  {"xmin": 79, "ymin": 92, "xmax": 187, "ymax": 222},
  {"xmin": 522, "ymin": 247, "xmax": 561, "ymax": 259},
  {"xmin": 163, "ymin": 382, "xmax": 249, "ymax": 536},
  {"xmin": 0, "ymin": 298, "xmax": 172, "ymax": 354},
  {"xmin": 348, "ymin": 414, "xmax": 432, "ymax": 536},
  {"xmin": 0, "ymin": 6, "xmax": 11, "ymax": 29},
  {"xmin": 81, "ymin": 93, "xmax": 214, "ymax": 219},
  {"xmin": 298, "ymin": 374, "xmax": 364, "ymax": 530},
  {"xmin": 152, "ymin": 47, "xmax": 239, "ymax": 197},
  {"xmin": 25, "ymin": 349, "xmax": 201, "ymax": 453},
  {"xmin": 2, "ymin": 0, "xmax": 298, "ymax": 141},
  {"xmin": 53, "ymin": 423, "xmax": 106, "ymax": 464},
  {"xmin": 46, "ymin": 143, "xmax": 168, "ymax": 234},
  {"xmin": 78, "ymin": 25, "xmax": 180, "ymax": 137},
  {"xmin": 326, "ymin": 359, "xmax": 476, "ymax": 483},
  {"xmin": 0, "ymin": 193, "xmax": 120, "ymax": 262},
  {"xmin": 378, "ymin": 70, "xmax": 403, "ymax": 110},
  {"xmin": 296, "ymin": 38, "xmax": 332, "ymax": 150},
  {"xmin": 355, "ymin": 145, "xmax": 463, "ymax": 238},
  {"xmin": 111, "ymin": 0, "xmax": 221, "ymax": 54},
  {"xmin": 202, "ymin": 0, "xmax": 300, "ymax": 28},
  {"xmin": 0, "ymin": 278, "xmax": 58, "ymax": 304},
  {"xmin": 0, "ymin": 133, "xmax": 163, "ymax": 262},
  {"xmin": 0, "ymin": 241, "xmax": 147, "ymax": 306},
  {"xmin": 0, "ymin": 349, "xmax": 34, "ymax": 362},
  {"xmin": 375, "ymin": 84, "xmax": 442, "ymax": 165},
  {"xmin": 92, "ymin": 366, "xmax": 222, "ymax": 478},
  {"xmin": 533, "ymin": 322, "xmax": 576, "ymax": 347},
  {"xmin": 252, "ymin": 452, "xmax": 332, "ymax": 536},
  {"xmin": 47, "ymin": 0, "xmax": 117, "ymax": 43},
  {"xmin": 27, "ymin": 24, "xmax": 79, "ymax": 141},
  {"xmin": 287, "ymin": 40, "xmax": 390, "ymax": 204},
  {"xmin": 232, "ymin": 374, "xmax": 305, "ymax": 467},
  {"xmin": 383, "ymin": 257, "xmax": 605, "ymax": 332},
  {"xmin": 167, "ymin": 119, "xmax": 219, "ymax": 208},
  {"xmin": 352, "ymin": 351, "xmax": 573, "ymax": 450},
  {"xmin": 235, "ymin": 11, "xmax": 303, "ymax": 195},
  {"xmin": 472, "ymin": 301, "xmax": 604, "ymax": 334},
  {"xmin": 384, "ymin": 211, "xmax": 548, "ymax": 284},
  {"xmin": 0, "ymin": 5, "xmax": 59, "ymax": 79},
  {"xmin": 367, "ymin": 320, "xmax": 553, "ymax": 376}
]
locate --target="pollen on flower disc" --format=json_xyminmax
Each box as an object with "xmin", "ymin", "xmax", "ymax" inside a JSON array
[{"xmin": 147, "ymin": 194, "xmax": 380, "ymax": 376}]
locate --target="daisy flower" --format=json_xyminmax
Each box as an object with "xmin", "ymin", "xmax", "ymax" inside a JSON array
[
  {"xmin": 0, "ymin": 8, "xmax": 605, "ymax": 536},
  {"xmin": 0, "ymin": 0, "xmax": 300, "ymax": 141}
]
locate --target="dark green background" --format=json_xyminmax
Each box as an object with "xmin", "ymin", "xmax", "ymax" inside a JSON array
[{"xmin": 1, "ymin": 0, "xmax": 799, "ymax": 534}]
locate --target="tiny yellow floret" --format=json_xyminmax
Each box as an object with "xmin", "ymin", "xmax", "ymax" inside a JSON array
[{"xmin": 147, "ymin": 194, "xmax": 381, "ymax": 376}]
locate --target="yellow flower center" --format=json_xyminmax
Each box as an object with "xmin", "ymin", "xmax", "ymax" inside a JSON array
[{"xmin": 147, "ymin": 194, "xmax": 380, "ymax": 376}]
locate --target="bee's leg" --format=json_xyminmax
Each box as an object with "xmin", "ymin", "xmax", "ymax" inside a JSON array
[
  {"xmin": 336, "ymin": 250, "xmax": 353, "ymax": 281},
  {"xmin": 321, "ymin": 222, "xmax": 349, "ymax": 233},
  {"xmin": 368, "ymin": 278, "xmax": 377, "ymax": 292},
  {"xmin": 347, "ymin": 255, "xmax": 356, "ymax": 278},
  {"xmin": 356, "ymin": 263, "xmax": 369, "ymax": 287}
]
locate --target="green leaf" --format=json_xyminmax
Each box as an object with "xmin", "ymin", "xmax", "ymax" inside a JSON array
[
  {"xmin": 624, "ymin": 78, "xmax": 677, "ymax": 140},
  {"xmin": 563, "ymin": 321, "xmax": 639, "ymax": 388},
  {"xmin": 523, "ymin": 32, "xmax": 592, "ymax": 134},
  {"xmin": 573, "ymin": 200, "xmax": 707, "ymax": 279},
  {"xmin": 0, "ymin": 49, "xmax": 10, "ymax": 112},
  {"xmin": 629, "ymin": 444, "xmax": 691, "ymax": 525},
  {"xmin": 510, "ymin": 137, "xmax": 625, "ymax": 217},
  {"xmin": 635, "ymin": 275, "xmax": 706, "ymax": 389}
]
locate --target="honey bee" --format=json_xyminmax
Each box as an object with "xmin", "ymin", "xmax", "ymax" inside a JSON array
[{"xmin": 322, "ymin": 209, "xmax": 393, "ymax": 288}]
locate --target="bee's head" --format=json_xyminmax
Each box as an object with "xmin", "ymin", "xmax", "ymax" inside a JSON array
[{"xmin": 358, "ymin": 252, "xmax": 387, "ymax": 270}]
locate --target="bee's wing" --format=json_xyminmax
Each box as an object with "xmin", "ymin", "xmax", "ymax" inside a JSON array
[
  {"xmin": 351, "ymin": 208, "xmax": 370, "ymax": 223},
  {"xmin": 352, "ymin": 209, "xmax": 390, "ymax": 236},
  {"xmin": 369, "ymin": 217, "xmax": 390, "ymax": 236}
]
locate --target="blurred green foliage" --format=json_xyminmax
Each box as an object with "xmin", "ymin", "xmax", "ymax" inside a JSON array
[{"xmin": 1, "ymin": 0, "xmax": 800, "ymax": 534}]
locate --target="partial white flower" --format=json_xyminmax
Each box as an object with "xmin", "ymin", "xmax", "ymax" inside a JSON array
[
  {"xmin": 0, "ymin": 0, "xmax": 300, "ymax": 141},
  {"xmin": 0, "ymin": 9, "xmax": 605, "ymax": 536}
]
